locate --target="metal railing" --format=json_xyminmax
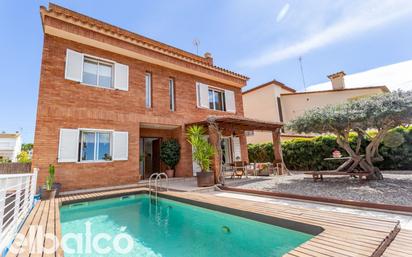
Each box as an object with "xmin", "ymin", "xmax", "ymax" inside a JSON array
[
  {"xmin": 0, "ymin": 168, "xmax": 38, "ymax": 255},
  {"xmin": 148, "ymin": 172, "xmax": 168, "ymax": 203}
]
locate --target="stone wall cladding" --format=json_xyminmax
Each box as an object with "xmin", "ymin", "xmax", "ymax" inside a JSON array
[{"xmin": 33, "ymin": 35, "xmax": 247, "ymax": 191}]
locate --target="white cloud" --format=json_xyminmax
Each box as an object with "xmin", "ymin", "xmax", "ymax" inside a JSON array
[
  {"xmin": 276, "ymin": 3, "xmax": 290, "ymax": 22},
  {"xmin": 239, "ymin": 0, "xmax": 412, "ymax": 68}
]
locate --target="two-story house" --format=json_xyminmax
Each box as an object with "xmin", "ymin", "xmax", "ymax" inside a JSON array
[
  {"xmin": 243, "ymin": 72, "xmax": 389, "ymax": 144},
  {"xmin": 33, "ymin": 4, "xmax": 285, "ymax": 192},
  {"xmin": 0, "ymin": 132, "xmax": 22, "ymax": 162}
]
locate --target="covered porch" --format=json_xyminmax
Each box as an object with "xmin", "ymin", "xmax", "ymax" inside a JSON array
[{"xmin": 186, "ymin": 115, "xmax": 286, "ymax": 184}]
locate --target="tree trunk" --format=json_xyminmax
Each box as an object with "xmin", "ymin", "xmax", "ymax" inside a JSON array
[{"xmin": 335, "ymin": 131, "xmax": 382, "ymax": 180}]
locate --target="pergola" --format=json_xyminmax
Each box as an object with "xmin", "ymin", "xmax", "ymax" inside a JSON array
[{"xmin": 186, "ymin": 115, "xmax": 286, "ymax": 184}]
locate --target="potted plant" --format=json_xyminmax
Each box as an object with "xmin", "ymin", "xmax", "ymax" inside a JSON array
[
  {"xmin": 187, "ymin": 126, "xmax": 215, "ymax": 187},
  {"xmin": 41, "ymin": 164, "xmax": 57, "ymax": 200},
  {"xmin": 160, "ymin": 139, "xmax": 180, "ymax": 178}
]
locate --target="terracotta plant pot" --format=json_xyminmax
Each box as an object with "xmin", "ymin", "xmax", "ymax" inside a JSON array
[
  {"xmin": 196, "ymin": 172, "xmax": 214, "ymax": 187},
  {"xmin": 41, "ymin": 189, "xmax": 56, "ymax": 200},
  {"xmin": 165, "ymin": 169, "xmax": 174, "ymax": 178}
]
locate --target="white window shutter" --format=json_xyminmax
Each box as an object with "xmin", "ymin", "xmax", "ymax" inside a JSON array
[
  {"xmin": 196, "ymin": 82, "xmax": 209, "ymax": 108},
  {"xmin": 113, "ymin": 131, "xmax": 128, "ymax": 160},
  {"xmin": 225, "ymin": 90, "xmax": 236, "ymax": 113},
  {"xmin": 58, "ymin": 129, "xmax": 79, "ymax": 163},
  {"xmin": 232, "ymin": 136, "xmax": 242, "ymax": 161},
  {"xmin": 65, "ymin": 49, "xmax": 83, "ymax": 82},
  {"xmin": 114, "ymin": 63, "xmax": 129, "ymax": 91}
]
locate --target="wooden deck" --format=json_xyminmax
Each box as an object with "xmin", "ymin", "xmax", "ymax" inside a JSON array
[
  {"xmin": 381, "ymin": 229, "xmax": 412, "ymax": 257},
  {"xmin": 5, "ymin": 187, "xmax": 407, "ymax": 257}
]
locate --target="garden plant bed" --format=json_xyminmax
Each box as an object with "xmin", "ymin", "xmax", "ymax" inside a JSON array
[{"xmin": 228, "ymin": 171, "xmax": 412, "ymax": 207}]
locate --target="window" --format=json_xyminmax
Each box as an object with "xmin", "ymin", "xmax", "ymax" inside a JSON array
[
  {"xmin": 169, "ymin": 78, "xmax": 175, "ymax": 111},
  {"xmin": 145, "ymin": 72, "xmax": 152, "ymax": 108},
  {"xmin": 79, "ymin": 130, "xmax": 112, "ymax": 162},
  {"xmin": 82, "ymin": 57, "xmax": 113, "ymax": 88},
  {"xmin": 208, "ymin": 88, "xmax": 226, "ymax": 111}
]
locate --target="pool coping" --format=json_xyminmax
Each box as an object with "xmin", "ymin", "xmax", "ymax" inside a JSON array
[{"xmin": 6, "ymin": 187, "xmax": 402, "ymax": 257}]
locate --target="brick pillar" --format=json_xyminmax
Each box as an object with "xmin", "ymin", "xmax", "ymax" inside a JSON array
[
  {"xmin": 239, "ymin": 132, "xmax": 249, "ymax": 163},
  {"xmin": 272, "ymin": 128, "xmax": 283, "ymax": 162},
  {"xmin": 208, "ymin": 124, "xmax": 221, "ymax": 184},
  {"xmin": 175, "ymin": 126, "xmax": 193, "ymax": 177}
]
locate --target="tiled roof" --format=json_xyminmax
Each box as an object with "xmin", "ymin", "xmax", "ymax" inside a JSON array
[
  {"xmin": 281, "ymin": 85, "xmax": 389, "ymax": 96},
  {"xmin": 41, "ymin": 3, "xmax": 249, "ymax": 81},
  {"xmin": 242, "ymin": 79, "xmax": 296, "ymax": 94}
]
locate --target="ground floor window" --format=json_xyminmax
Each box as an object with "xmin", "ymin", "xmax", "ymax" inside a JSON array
[{"xmin": 79, "ymin": 130, "xmax": 112, "ymax": 162}]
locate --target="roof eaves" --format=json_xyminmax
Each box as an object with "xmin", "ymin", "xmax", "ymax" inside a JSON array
[
  {"xmin": 42, "ymin": 3, "xmax": 249, "ymax": 81},
  {"xmin": 280, "ymin": 85, "xmax": 390, "ymax": 96},
  {"xmin": 242, "ymin": 79, "xmax": 296, "ymax": 94}
]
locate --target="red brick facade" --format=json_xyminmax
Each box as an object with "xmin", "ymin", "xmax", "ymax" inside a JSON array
[{"xmin": 33, "ymin": 5, "xmax": 248, "ymax": 191}]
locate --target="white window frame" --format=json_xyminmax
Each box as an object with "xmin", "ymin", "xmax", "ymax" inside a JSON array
[
  {"xmin": 145, "ymin": 72, "xmax": 152, "ymax": 108},
  {"xmin": 208, "ymin": 87, "xmax": 226, "ymax": 111},
  {"xmin": 82, "ymin": 56, "xmax": 114, "ymax": 89},
  {"xmin": 169, "ymin": 78, "xmax": 175, "ymax": 111},
  {"xmin": 79, "ymin": 129, "xmax": 113, "ymax": 163}
]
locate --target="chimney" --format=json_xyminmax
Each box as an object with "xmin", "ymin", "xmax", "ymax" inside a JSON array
[
  {"xmin": 204, "ymin": 52, "xmax": 213, "ymax": 65},
  {"xmin": 327, "ymin": 71, "xmax": 346, "ymax": 90}
]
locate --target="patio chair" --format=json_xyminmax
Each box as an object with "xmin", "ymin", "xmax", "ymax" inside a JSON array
[
  {"xmin": 222, "ymin": 163, "xmax": 234, "ymax": 179},
  {"xmin": 231, "ymin": 161, "xmax": 245, "ymax": 179},
  {"xmin": 255, "ymin": 163, "xmax": 270, "ymax": 176},
  {"xmin": 273, "ymin": 160, "xmax": 285, "ymax": 175}
]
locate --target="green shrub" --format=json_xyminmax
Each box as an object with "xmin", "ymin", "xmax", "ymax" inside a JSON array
[
  {"xmin": 247, "ymin": 127, "xmax": 412, "ymax": 171},
  {"xmin": 160, "ymin": 139, "xmax": 180, "ymax": 169}
]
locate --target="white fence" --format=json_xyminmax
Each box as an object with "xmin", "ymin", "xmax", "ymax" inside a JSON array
[{"xmin": 0, "ymin": 169, "xmax": 38, "ymax": 255}]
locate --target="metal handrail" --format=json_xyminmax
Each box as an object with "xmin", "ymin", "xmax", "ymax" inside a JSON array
[
  {"xmin": 148, "ymin": 172, "xmax": 169, "ymax": 203},
  {"xmin": 148, "ymin": 173, "xmax": 159, "ymax": 199}
]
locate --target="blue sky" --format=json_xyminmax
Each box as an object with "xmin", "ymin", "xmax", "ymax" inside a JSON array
[{"xmin": 1, "ymin": 0, "xmax": 412, "ymax": 143}]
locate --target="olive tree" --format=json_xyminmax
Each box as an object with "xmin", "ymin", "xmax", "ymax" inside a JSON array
[{"xmin": 287, "ymin": 90, "xmax": 412, "ymax": 179}]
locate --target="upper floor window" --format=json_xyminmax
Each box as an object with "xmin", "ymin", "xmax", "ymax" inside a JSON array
[
  {"xmin": 79, "ymin": 130, "xmax": 112, "ymax": 162},
  {"xmin": 169, "ymin": 78, "xmax": 175, "ymax": 112},
  {"xmin": 196, "ymin": 82, "xmax": 235, "ymax": 113},
  {"xmin": 83, "ymin": 57, "xmax": 113, "ymax": 88},
  {"xmin": 145, "ymin": 72, "xmax": 152, "ymax": 108},
  {"xmin": 208, "ymin": 88, "xmax": 226, "ymax": 111},
  {"xmin": 65, "ymin": 49, "xmax": 129, "ymax": 91}
]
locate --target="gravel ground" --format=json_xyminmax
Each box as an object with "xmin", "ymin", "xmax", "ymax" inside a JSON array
[{"xmin": 227, "ymin": 171, "xmax": 412, "ymax": 206}]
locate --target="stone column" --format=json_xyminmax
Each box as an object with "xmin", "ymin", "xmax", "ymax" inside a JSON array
[{"xmin": 208, "ymin": 123, "xmax": 221, "ymax": 184}]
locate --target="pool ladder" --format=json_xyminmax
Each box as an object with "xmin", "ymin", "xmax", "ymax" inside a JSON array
[{"xmin": 148, "ymin": 172, "xmax": 169, "ymax": 203}]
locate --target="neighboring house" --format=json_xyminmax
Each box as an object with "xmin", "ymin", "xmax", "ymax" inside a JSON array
[
  {"xmin": 243, "ymin": 72, "xmax": 389, "ymax": 144},
  {"xmin": 242, "ymin": 80, "xmax": 296, "ymax": 144},
  {"xmin": 33, "ymin": 4, "xmax": 283, "ymax": 192},
  {"xmin": 0, "ymin": 133, "xmax": 21, "ymax": 162}
]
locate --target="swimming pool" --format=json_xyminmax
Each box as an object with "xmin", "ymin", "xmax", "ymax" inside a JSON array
[{"xmin": 60, "ymin": 194, "xmax": 314, "ymax": 257}]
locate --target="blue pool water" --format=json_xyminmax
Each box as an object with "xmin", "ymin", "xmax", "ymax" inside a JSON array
[{"xmin": 60, "ymin": 194, "xmax": 313, "ymax": 257}]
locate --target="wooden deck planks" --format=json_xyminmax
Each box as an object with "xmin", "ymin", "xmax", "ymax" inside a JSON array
[
  {"xmin": 6, "ymin": 187, "xmax": 403, "ymax": 257},
  {"xmin": 381, "ymin": 229, "xmax": 412, "ymax": 257}
]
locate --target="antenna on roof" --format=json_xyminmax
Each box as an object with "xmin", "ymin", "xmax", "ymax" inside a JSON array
[
  {"xmin": 193, "ymin": 38, "xmax": 200, "ymax": 55},
  {"xmin": 298, "ymin": 56, "xmax": 307, "ymax": 91}
]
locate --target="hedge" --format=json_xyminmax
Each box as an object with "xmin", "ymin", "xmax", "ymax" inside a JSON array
[{"xmin": 248, "ymin": 127, "xmax": 412, "ymax": 171}]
